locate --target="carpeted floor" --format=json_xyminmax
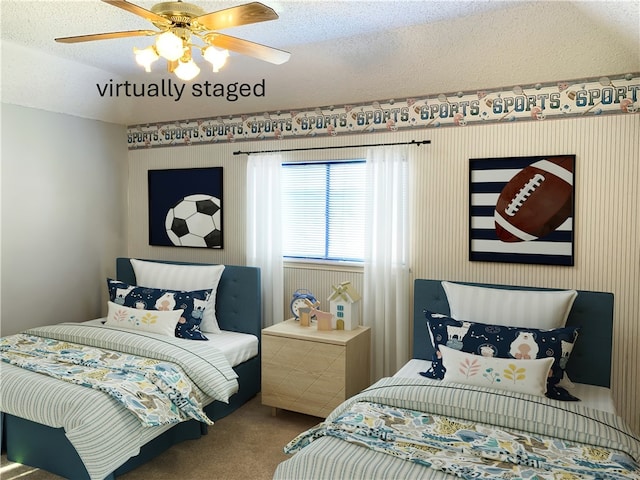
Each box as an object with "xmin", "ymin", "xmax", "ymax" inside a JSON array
[{"xmin": 0, "ymin": 394, "xmax": 320, "ymax": 480}]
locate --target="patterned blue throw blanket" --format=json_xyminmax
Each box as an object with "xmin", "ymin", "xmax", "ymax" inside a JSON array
[
  {"xmin": 286, "ymin": 401, "xmax": 640, "ymax": 479},
  {"xmin": 1, "ymin": 333, "xmax": 212, "ymax": 426},
  {"xmin": 282, "ymin": 378, "xmax": 640, "ymax": 480}
]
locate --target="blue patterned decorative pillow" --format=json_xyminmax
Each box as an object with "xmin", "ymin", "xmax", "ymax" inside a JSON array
[
  {"xmin": 421, "ymin": 310, "xmax": 580, "ymax": 401},
  {"xmin": 107, "ymin": 279, "xmax": 210, "ymax": 340}
]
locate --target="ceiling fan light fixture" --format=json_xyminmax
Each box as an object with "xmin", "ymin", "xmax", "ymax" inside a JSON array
[
  {"xmin": 55, "ymin": 1, "xmax": 291, "ymax": 82},
  {"xmin": 133, "ymin": 45, "xmax": 159, "ymax": 72},
  {"xmin": 155, "ymin": 31, "xmax": 185, "ymax": 61},
  {"xmin": 202, "ymin": 46, "xmax": 229, "ymax": 73}
]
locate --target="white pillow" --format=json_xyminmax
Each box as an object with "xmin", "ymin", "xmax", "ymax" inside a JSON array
[
  {"xmin": 130, "ymin": 259, "xmax": 225, "ymax": 333},
  {"xmin": 441, "ymin": 281, "xmax": 577, "ymax": 329},
  {"xmin": 104, "ymin": 301, "xmax": 182, "ymax": 336},
  {"xmin": 439, "ymin": 345, "xmax": 554, "ymax": 397}
]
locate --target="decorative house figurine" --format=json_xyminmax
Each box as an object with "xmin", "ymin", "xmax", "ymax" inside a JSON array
[{"xmin": 328, "ymin": 281, "xmax": 361, "ymax": 330}]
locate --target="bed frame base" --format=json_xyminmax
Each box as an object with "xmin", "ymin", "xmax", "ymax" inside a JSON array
[{"xmin": 3, "ymin": 413, "xmax": 203, "ymax": 480}]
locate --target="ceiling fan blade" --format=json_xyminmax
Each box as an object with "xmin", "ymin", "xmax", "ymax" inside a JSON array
[
  {"xmin": 194, "ymin": 2, "xmax": 278, "ymax": 31},
  {"xmin": 55, "ymin": 30, "xmax": 158, "ymax": 43},
  {"xmin": 208, "ymin": 33, "xmax": 290, "ymax": 64},
  {"xmin": 101, "ymin": 0, "xmax": 171, "ymax": 26}
]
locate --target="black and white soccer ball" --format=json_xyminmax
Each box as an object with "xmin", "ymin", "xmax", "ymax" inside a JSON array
[{"xmin": 165, "ymin": 194, "xmax": 222, "ymax": 248}]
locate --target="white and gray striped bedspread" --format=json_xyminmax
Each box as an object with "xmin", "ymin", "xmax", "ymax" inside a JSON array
[
  {"xmin": 274, "ymin": 376, "xmax": 640, "ymax": 480},
  {"xmin": 0, "ymin": 323, "xmax": 239, "ymax": 480}
]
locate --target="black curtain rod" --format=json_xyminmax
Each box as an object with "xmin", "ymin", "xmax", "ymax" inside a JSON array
[{"xmin": 232, "ymin": 139, "xmax": 430, "ymax": 155}]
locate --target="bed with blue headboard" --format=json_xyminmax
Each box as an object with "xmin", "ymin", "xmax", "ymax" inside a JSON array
[
  {"xmin": 1, "ymin": 258, "xmax": 261, "ymax": 480},
  {"xmin": 411, "ymin": 279, "xmax": 614, "ymax": 388},
  {"xmin": 274, "ymin": 279, "xmax": 640, "ymax": 480}
]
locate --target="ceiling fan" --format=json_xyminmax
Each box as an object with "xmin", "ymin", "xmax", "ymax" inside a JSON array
[{"xmin": 55, "ymin": 0, "xmax": 290, "ymax": 80}]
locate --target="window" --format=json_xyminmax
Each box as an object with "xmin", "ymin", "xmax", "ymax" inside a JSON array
[{"xmin": 282, "ymin": 160, "xmax": 366, "ymax": 262}]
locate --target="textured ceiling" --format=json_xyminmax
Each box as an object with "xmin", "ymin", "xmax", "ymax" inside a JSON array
[
  {"xmin": 2, "ymin": 0, "xmax": 639, "ymax": 125},
  {"xmin": 1, "ymin": 0, "xmax": 529, "ymax": 75}
]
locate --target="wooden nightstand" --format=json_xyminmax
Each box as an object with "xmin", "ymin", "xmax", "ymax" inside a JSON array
[{"xmin": 261, "ymin": 319, "xmax": 371, "ymax": 418}]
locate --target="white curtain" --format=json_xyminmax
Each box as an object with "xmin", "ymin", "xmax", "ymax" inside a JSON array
[
  {"xmin": 246, "ymin": 154, "xmax": 284, "ymax": 328},
  {"xmin": 363, "ymin": 145, "xmax": 411, "ymax": 381}
]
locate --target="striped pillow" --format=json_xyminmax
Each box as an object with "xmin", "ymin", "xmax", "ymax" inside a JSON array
[
  {"xmin": 131, "ymin": 259, "xmax": 225, "ymax": 333},
  {"xmin": 441, "ymin": 281, "xmax": 577, "ymax": 329}
]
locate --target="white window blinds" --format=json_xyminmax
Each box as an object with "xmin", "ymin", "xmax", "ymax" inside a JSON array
[{"xmin": 282, "ymin": 161, "xmax": 365, "ymax": 262}]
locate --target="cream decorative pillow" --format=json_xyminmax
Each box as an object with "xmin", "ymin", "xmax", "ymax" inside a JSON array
[
  {"xmin": 130, "ymin": 259, "xmax": 225, "ymax": 333},
  {"xmin": 439, "ymin": 345, "xmax": 554, "ymax": 397},
  {"xmin": 104, "ymin": 301, "xmax": 183, "ymax": 336},
  {"xmin": 441, "ymin": 281, "xmax": 577, "ymax": 329}
]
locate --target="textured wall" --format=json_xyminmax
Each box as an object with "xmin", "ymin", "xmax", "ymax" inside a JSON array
[
  {"xmin": 127, "ymin": 114, "xmax": 639, "ymax": 433},
  {"xmin": 127, "ymin": 142, "xmax": 247, "ymax": 266}
]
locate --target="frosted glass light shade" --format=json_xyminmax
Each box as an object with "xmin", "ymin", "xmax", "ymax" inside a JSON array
[
  {"xmin": 155, "ymin": 31, "xmax": 184, "ymax": 61},
  {"xmin": 134, "ymin": 46, "xmax": 159, "ymax": 72},
  {"xmin": 174, "ymin": 59, "xmax": 200, "ymax": 81},
  {"xmin": 203, "ymin": 46, "xmax": 229, "ymax": 73}
]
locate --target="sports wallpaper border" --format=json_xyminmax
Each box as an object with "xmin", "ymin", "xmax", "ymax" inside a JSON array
[{"xmin": 127, "ymin": 73, "xmax": 639, "ymax": 149}]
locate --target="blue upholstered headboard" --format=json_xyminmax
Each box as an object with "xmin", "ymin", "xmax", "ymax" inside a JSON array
[
  {"xmin": 413, "ymin": 279, "xmax": 614, "ymax": 388},
  {"xmin": 116, "ymin": 258, "xmax": 262, "ymax": 339}
]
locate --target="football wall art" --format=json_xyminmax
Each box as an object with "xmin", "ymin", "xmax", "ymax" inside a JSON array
[
  {"xmin": 148, "ymin": 167, "xmax": 223, "ymax": 249},
  {"xmin": 469, "ymin": 155, "xmax": 575, "ymax": 266}
]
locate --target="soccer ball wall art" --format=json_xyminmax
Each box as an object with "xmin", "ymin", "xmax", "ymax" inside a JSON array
[
  {"xmin": 166, "ymin": 194, "xmax": 222, "ymax": 248},
  {"xmin": 148, "ymin": 168, "xmax": 223, "ymax": 249}
]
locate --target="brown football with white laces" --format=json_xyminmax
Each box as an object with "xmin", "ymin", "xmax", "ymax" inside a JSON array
[{"xmin": 494, "ymin": 156, "xmax": 573, "ymax": 242}]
